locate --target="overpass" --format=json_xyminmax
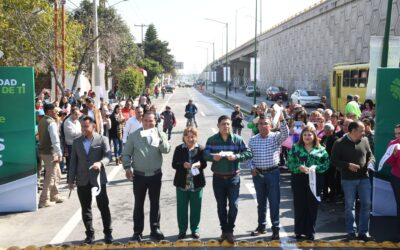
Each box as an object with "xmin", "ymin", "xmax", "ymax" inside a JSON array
[{"xmin": 203, "ymin": 0, "xmax": 400, "ymax": 97}]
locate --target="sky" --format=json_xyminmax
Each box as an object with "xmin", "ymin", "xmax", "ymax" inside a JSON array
[{"xmin": 66, "ymin": 0, "xmax": 322, "ymax": 74}]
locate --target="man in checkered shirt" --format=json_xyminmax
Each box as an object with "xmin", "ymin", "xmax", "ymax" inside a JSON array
[{"xmin": 247, "ymin": 113, "xmax": 288, "ymax": 240}]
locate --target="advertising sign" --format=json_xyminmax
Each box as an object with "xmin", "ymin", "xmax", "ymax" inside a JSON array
[
  {"xmin": 0, "ymin": 67, "xmax": 37, "ymax": 212},
  {"xmin": 373, "ymin": 68, "xmax": 400, "ymax": 216}
]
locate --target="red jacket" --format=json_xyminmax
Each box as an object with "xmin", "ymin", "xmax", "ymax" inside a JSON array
[{"xmin": 386, "ymin": 139, "xmax": 400, "ymax": 178}]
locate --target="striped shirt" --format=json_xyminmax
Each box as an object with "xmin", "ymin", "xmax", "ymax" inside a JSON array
[
  {"xmin": 204, "ymin": 132, "xmax": 252, "ymax": 175},
  {"xmin": 247, "ymin": 121, "xmax": 289, "ymax": 170}
]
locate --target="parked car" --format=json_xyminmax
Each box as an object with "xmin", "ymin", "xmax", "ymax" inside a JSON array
[
  {"xmin": 185, "ymin": 82, "xmax": 193, "ymax": 88},
  {"xmin": 290, "ymin": 89, "xmax": 321, "ymax": 107},
  {"xmin": 245, "ymin": 85, "xmax": 261, "ymax": 97},
  {"xmin": 165, "ymin": 85, "xmax": 174, "ymax": 93},
  {"xmin": 266, "ymin": 86, "xmax": 288, "ymax": 101}
]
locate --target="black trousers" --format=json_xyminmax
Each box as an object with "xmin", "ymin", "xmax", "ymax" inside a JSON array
[
  {"xmin": 291, "ymin": 173, "xmax": 323, "ymax": 236},
  {"xmin": 323, "ymin": 166, "xmax": 336, "ymax": 198},
  {"xmin": 77, "ymin": 184, "xmax": 112, "ymax": 236},
  {"xmin": 133, "ymin": 173, "xmax": 162, "ymax": 234},
  {"xmin": 163, "ymin": 127, "xmax": 172, "ymax": 140}
]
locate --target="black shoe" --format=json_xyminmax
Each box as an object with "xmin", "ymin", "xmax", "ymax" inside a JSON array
[
  {"xmin": 131, "ymin": 233, "xmax": 142, "ymax": 242},
  {"xmin": 220, "ymin": 232, "xmax": 227, "ymax": 241},
  {"xmin": 306, "ymin": 234, "xmax": 315, "ymax": 241},
  {"xmin": 177, "ymin": 232, "xmax": 186, "ymax": 240},
  {"xmin": 346, "ymin": 233, "xmax": 356, "ymax": 241},
  {"xmin": 104, "ymin": 234, "xmax": 113, "ymax": 244},
  {"xmin": 271, "ymin": 232, "xmax": 280, "ymax": 240},
  {"xmin": 191, "ymin": 232, "xmax": 200, "ymax": 239},
  {"xmin": 83, "ymin": 235, "xmax": 94, "ymax": 244},
  {"xmin": 150, "ymin": 229, "xmax": 165, "ymax": 241},
  {"xmin": 250, "ymin": 227, "xmax": 267, "ymax": 236},
  {"xmin": 357, "ymin": 233, "xmax": 373, "ymax": 242},
  {"xmin": 224, "ymin": 232, "xmax": 235, "ymax": 244},
  {"xmin": 295, "ymin": 234, "xmax": 303, "ymax": 240}
]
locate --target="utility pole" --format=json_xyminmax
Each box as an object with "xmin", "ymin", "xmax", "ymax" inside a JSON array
[
  {"xmin": 61, "ymin": 0, "xmax": 66, "ymax": 90},
  {"xmin": 54, "ymin": 0, "xmax": 59, "ymax": 100},
  {"xmin": 134, "ymin": 24, "xmax": 148, "ymax": 45},
  {"xmin": 381, "ymin": 0, "xmax": 393, "ymax": 67}
]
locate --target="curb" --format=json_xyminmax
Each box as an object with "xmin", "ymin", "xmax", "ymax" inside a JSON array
[{"xmin": 4, "ymin": 240, "xmax": 400, "ymax": 249}]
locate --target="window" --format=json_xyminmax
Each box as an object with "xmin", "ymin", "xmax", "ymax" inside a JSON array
[
  {"xmin": 358, "ymin": 69, "xmax": 368, "ymax": 88},
  {"xmin": 343, "ymin": 70, "xmax": 350, "ymax": 87},
  {"xmin": 333, "ymin": 71, "xmax": 336, "ymax": 87}
]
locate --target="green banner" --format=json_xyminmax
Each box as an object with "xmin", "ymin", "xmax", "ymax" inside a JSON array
[
  {"xmin": 0, "ymin": 67, "xmax": 36, "ymax": 185},
  {"xmin": 373, "ymin": 67, "xmax": 400, "ymax": 216}
]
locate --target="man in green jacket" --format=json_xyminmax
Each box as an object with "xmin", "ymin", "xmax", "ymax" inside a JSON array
[
  {"xmin": 122, "ymin": 112, "xmax": 171, "ymax": 242},
  {"xmin": 203, "ymin": 115, "xmax": 253, "ymax": 243}
]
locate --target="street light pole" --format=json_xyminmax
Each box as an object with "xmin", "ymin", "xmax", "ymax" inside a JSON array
[
  {"xmin": 235, "ymin": 6, "xmax": 246, "ymax": 48},
  {"xmin": 225, "ymin": 22, "xmax": 228, "ymax": 99},
  {"xmin": 196, "ymin": 46, "xmax": 209, "ymax": 91},
  {"xmin": 205, "ymin": 18, "xmax": 229, "ymax": 99},
  {"xmin": 253, "ymin": 0, "xmax": 258, "ymax": 105},
  {"xmin": 197, "ymin": 40, "xmax": 215, "ymax": 93}
]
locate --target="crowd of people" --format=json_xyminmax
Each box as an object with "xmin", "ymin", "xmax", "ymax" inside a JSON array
[{"xmin": 33, "ymin": 86, "xmax": 400, "ymax": 244}]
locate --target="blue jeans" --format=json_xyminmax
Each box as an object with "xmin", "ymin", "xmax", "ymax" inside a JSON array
[
  {"xmin": 112, "ymin": 138, "xmax": 123, "ymax": 158},
  {"xmin": 252, "ymin": 168, "xmax": 280, "ymax": 232},
  {"xmin": 212, "ymin": 175, "xmax": 240, "ymax": 233},
  {"xmin": 341, "ymin": 178, "xmax": 371, "ymax": 234}
]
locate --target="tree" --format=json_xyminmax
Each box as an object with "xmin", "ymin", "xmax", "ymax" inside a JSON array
[
  {"xmin": 0, "ymin": 0, "xmax": 83, "ymax": 92},
  {"xmin": 144, "ymin": 24, "xmax": 175, "ymax": 74},
  {"xmin": 138, "ymin": 58, "xmax": 163, "ymax": 86},
  {"xmin": 72, "ymin": 1, "xmax": 141, "ymax": 91},
  {"xmin": 117, "ymin": 67, "xmax": 144, "ymax": 98}
]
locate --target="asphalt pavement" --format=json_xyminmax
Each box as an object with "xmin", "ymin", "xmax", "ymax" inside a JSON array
[{"xmin": 0, "ymin": 87, "xmax": 399, "ymax": 249}]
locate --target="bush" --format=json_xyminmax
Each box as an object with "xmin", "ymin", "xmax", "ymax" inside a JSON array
[{"xmin": 117, "ymin": 67, "xmax": 145, "ymax": 99}]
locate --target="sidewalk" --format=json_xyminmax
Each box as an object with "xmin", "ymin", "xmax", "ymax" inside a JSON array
[{"xmin": 203, "ymin": 83, "xmax": 262, "ymax": 114}]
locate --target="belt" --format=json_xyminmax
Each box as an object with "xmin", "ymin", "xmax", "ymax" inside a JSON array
[
  {"xmin": 256, "ymin": 166, "xmax": 279, "ymax": 173},
  {"xmin": 213, "ymin": 173, "xmax": 239, "ymax": 179},
  {"xmin": 134, "ymin": 169, "xmax": 162, "ymax": 176}
]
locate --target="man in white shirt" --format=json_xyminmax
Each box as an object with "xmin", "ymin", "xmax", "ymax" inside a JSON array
[
  {"xmin": 123, "ymin": 107, "xmax": 144, "ymax": 144},
  {"xmin": 63, "ymin": 106, "xmax": 82, "ymax": 175}
]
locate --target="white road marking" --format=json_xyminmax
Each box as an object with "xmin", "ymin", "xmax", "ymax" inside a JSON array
[
  {"xmin": 245, "ymin": 182, "xmax": 294, "ymax": 249},
  {"xmin": 158, "ymin": 93, "xmax": 173, "ymax": 112},
  {"xmin": 200, "ymin": 111, "xmax": 206, "ymax": 117},
  {"xmin": 49, "ymin": 165, "xmax": 123, "ymax": 244}
]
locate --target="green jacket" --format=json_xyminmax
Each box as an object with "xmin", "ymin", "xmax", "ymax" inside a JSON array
[
  {"xmin": 287, "ymin": 143, "xmax": 329, "ymax": 174},
  {"xmin": 122, "ymin": 127, "xmax": 170, "ymax": 176}
]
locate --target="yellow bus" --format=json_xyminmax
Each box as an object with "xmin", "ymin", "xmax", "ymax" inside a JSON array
[{"xmin": 330, "ymin": 63, "xmax": 369, "ymax": 112}]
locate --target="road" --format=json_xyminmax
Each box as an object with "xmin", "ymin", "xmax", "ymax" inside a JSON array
[
  {"xmin": 202, "ymin": 83, "xmax": 316, "ymax": 114},
  {"xmin": 0, "ymin": 87, "xmax": 398, "ymax": 249}
]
